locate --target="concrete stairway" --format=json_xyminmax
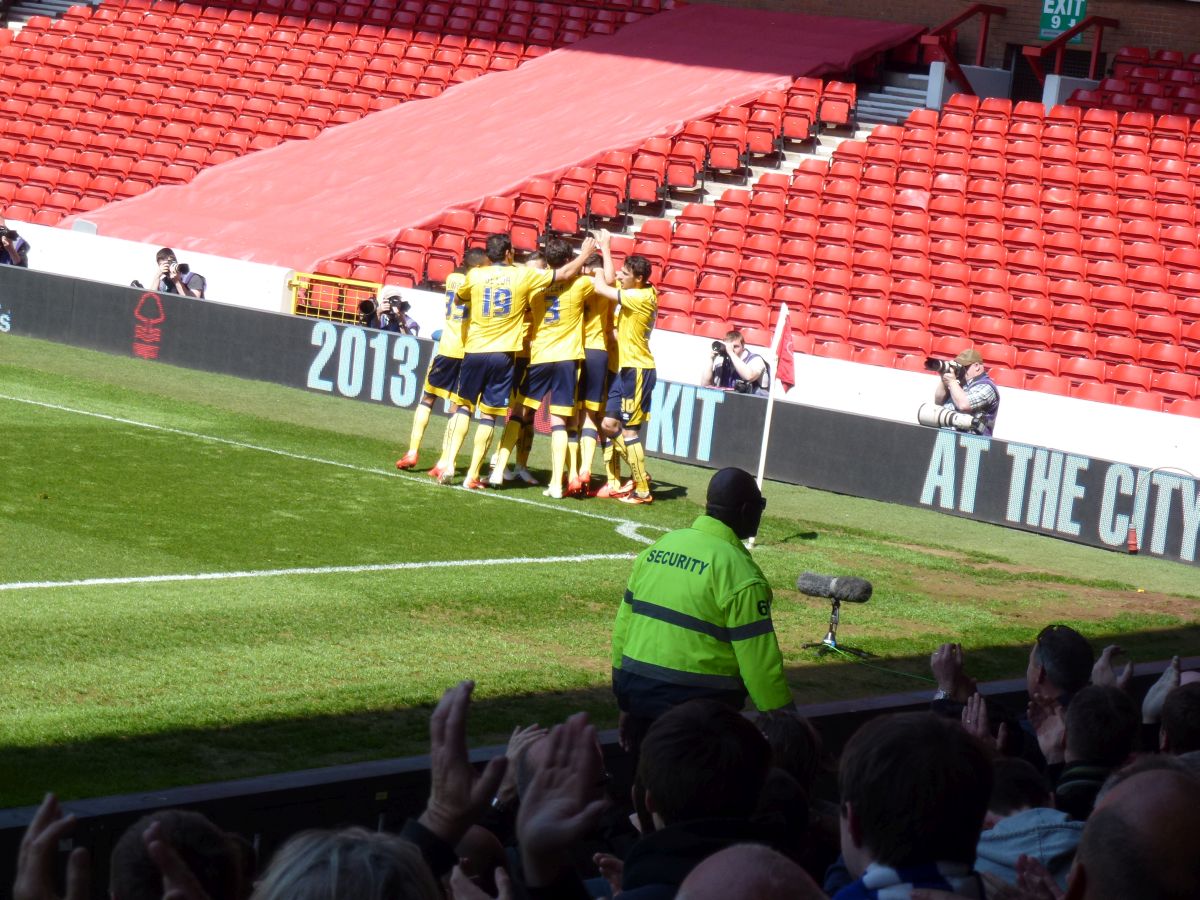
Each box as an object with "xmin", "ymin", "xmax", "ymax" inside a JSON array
[{"xmin": 856, "ymin": 71, "xmax": 929, "ymax": 125}]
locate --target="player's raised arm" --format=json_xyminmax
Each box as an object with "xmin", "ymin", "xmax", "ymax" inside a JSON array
[
  {"xmin": 549, "ymin": 235, "xmax": 597, "ymax": 284},
  {"xmin": 591, "ymin": 231, "xmax": 620, "ymax": 300}
]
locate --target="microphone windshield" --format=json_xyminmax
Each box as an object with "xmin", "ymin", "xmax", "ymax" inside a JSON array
[{"xmin": 796, "ymin": 572, "xmax": 873, "ymax": 603}]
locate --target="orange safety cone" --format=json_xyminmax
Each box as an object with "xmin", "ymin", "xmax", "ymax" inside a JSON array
[{"xmin": 1127, "ymin": 522, "xmax": 1139, "ymax": 554}]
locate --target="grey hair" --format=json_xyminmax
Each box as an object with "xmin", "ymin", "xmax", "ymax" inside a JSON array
[{"xmin": 250, "ymin": 827, "xmax": 441, "ymax": 900}]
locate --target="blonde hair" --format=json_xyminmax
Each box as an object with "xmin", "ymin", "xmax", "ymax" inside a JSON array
[{"xmin": 250, "ymin": 828, "xmax": 440, "ymax": 900}]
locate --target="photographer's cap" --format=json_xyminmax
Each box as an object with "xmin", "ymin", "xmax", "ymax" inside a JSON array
[{"xmin": 954, "ymin": 348, "xmax": 983, "ymax": 366}]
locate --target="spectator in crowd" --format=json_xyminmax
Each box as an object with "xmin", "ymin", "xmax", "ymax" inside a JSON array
[
  {"xmin": 675, "ymin": 843, "xmax": 825, "ymax": 900},
  {"xmin": 1040, "ymin": 685, "xmax": 1139, "ymax": 821},
  {"xmin": 378, "ymin": 294, "xmax": 420, "ymax": 336},
  {"xmin": 612, "ymin": 467, "xmax": 793, "ymax": 758},
  {"xmin": 153, "ymin": 247, "xmax": 206, "ymax": 298},
  {"xmin": 931, "ymin": 348, "xmax": 999, "ymax": 437},
  {"xmin": 109, "ymin": 809, "xmax": 249, "ymax": 900},
  {"xmin": 830, "ymin": 711, "xmax": 992, "ymax": 899},
  {"xmin": 1063, "ymin": 768, "xmax": 1200, "ymax": 900},
  {"xmin": 974, "ymin": 757, "xmax": 1083, "ymax": 890},
  {"xmin": 251, "ymin": 828, "xmax": 440, "ymax": 900},
  {"xmin": 0, "ymin": 216, "xmax": 30, "ymax": 267},
  {"xmin": 700, "ymin": 330, "xmax": 769, "ymax": 397}
]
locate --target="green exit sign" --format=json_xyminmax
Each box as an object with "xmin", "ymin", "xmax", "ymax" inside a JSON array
[{"xmin": 1040, "ymin": 0, "xmax": 1087, "ymax": 44}]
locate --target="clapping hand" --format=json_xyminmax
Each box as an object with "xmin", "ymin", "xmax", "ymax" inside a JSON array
[{"xmin": 13, "ymin": 794, "xmax": 90, "ymax": 900}]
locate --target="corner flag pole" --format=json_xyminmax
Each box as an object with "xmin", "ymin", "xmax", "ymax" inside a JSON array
[{"xmin": 747, "ymin": 303, "xmax": 790, "ymax": 550}]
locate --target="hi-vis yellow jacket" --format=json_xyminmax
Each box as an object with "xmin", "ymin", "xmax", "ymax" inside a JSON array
[{"xmin": 611, "ymin": 515, "xmax": 792, "ymax": 718}]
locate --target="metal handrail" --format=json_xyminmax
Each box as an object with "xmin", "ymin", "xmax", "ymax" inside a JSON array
[
  {"xmin": 1022, "ymin": 14, "xmax": 1121, "ymax": 84},
  {"xmin": 919, "ymin": 3, "xmax": 1008, "ymax": 96}
]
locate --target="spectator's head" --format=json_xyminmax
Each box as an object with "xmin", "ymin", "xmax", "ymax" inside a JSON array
[
  {"xmin": 1066, "ymin": 685, "xmax": 1139, "ymax": 767},
  {"xmin": 463, "ymin": 247, "xmax": 487, "ymax": 270},
  {"xmin": 675, "ymin": 844, "xmax": 825, "ymax": 900},
  {"xmin": 250, "ymin": 827, "xmax": 440, "ymax": 900},
  {"xmin": 542, "ymin": 237, "xmax": 572, "ymax": 269},
  {"xmin": 987, "ymin": 757, "xmax": 1051, "ymax": 826},
  {"xmin": 705, "ymin": 467, "xmax": 766, "ymax": 540},
  {"xmin": 484, "ymin": 233, "xmax": 513, "ymax": 264},
  {"xmin": 752, "ymin": 767, "xmax": 810, "ymax": 861},
  {"xmin": 637, "ymin": 699, "xmax": 770, "ymax": 827},
  {"xmin": 618, "ymin": 254, "xmax": 651, "ymax": 288},
  {"xmin": 1161, "ymin": 682, "xmax": 1200, "ymax": 754},
  {"xmin": 953, "ymin": 347, "xmax": 986, "ymax": 380},
  {"xmin": 1027, "ymin": 624, "xmax": 1094, "ymax": 702},
  {"xmin": 109, "ymin": 810, "xmax": 245, "ymax": 900},
  {"xmin": 838, "ymin": 712, "xmax": 991, "ymax": 878},
  {"xmin": 1065, "ymin": 769, "xmax": 1200, "ymax": 900},
  {"xmin": 723, "ymin": 330, "xmax": 746, "ymax": 356},
  {"xmin": 155, "ymin": 247, "xmax": 178, "ymax": 265},
  {"xmin": 755, "ymin": 708, "xmax": 824, "ymax": 793}
]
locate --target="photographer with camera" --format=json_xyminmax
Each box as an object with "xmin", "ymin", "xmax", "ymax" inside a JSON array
[
  {"xmin": 701, "ymin": 329, "xmax": 770, "ymax": 397},
  {"xmin": 377, "ymin": 294, "xmax": 420, "ymax": 336},
  {"xmin": 153, "ymin": 247, "xmax": 205, "ymax": 298},
  {"xmin": 0, "ymin": 216, "xmax": 30, "ymax": 267},
  {"xmin": 931, "ymin": 347, "xmax": 999, "ymax": 436}
]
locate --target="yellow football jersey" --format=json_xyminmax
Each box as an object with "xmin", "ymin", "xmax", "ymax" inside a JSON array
[
  {"xmin": 436, "ymin": 271, "xmax": 469, "ymax": 360},
  {"xmin": 529, "ymin": 274, "xmax": 591, "ymax": 364},
  {"xmin": 615, "ymin": 285, "xmax": 657, "ymax": 370},
  {"xmin": 457, "ymin": 264, "xmax": 554, "ymax": 354},
  {"xmin": 582, "ymin": 284, "xmax": 614, "ymax": 353}
]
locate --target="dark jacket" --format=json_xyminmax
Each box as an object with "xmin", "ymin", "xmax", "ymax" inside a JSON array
[{"xmin": 617, "ymin": 817, "xmax": 780, "ymax": 899}]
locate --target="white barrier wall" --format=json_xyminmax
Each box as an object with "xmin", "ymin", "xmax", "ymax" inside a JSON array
[{"xmin": 11, "ymin": 220, "xmax": 294, "ymax": 313}]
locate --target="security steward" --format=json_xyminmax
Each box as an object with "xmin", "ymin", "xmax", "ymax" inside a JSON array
[{"xmin": 611, "ymin": 467, "xmax": 794, "ymax": 756}]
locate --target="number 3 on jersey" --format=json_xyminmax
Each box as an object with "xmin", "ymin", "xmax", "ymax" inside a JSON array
[{"xmin": 482, "ymin": 287, "xmax": 513, "ymax": 317}]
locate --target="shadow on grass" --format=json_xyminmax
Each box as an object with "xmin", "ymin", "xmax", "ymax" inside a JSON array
[{"xmin": 4, "ymin": 623, "xmax": 1199, "ymax": 810}]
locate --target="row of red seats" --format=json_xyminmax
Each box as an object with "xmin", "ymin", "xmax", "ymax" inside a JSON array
[
  {"xmin": 1, "ymin": 0, "xmax": 663, "ymax": 226},
  {"xmin": 663, "ymin": 316, "xmax": 1200, "ymax": 414},
  {"xmin": 1068, "ymin": 46, "xmax": 1200, "ymax": 115},
  {"xmin": 327, "ymin": 77, "xmax": 857, "ymax": 281}
]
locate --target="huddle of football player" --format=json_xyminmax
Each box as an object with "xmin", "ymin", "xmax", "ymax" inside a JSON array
[{"xmin": 396, "ymin": 229, "xmax": 658, "ymax": 505}]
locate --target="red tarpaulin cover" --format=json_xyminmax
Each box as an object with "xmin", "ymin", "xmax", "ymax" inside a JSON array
[{"xmin": 69, "ymin": 6, "xmax": 922, "ymax": 270}]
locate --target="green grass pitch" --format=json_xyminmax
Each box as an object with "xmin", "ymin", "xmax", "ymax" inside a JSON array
[{"xmin": 2, "ymin": 334, "xmax": 1198, "ymax": 807}]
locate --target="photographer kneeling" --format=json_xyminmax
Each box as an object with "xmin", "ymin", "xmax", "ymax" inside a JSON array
[
  {"xmin": 701, "ymin": 329, "xmax": 770, "ymax": 397},
  {"xmin": 932, "ymin": 347, "xmax": 999, "ymax": 436},
  {"xmin": 152, "ymin": 247, "xmax": 205, "ymax": 298}
]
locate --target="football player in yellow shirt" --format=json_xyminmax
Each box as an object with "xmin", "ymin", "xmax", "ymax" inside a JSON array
[
  {"xmin": 397, "ymin": 248, "xmax": 487, "ymax": 472},
  {"xmin": 441, "ymin": 232, "xmax": 595, "ymax": 490},
  {"xmin": 568, "ymin": 251, "xmax": 612, "ymax": 497},
  {"xmin": 489, "ymin": 237, "xmax": 592, "ymax": 497},
  {"xmin": 592, "ymin": 230, "xmax": 657, "ymax": 505}
]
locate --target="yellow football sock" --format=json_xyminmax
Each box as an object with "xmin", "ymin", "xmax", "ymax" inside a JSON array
[
  {"xmin": 625, "ymin": 435, "xmax": 650, "ymax": 495},
  {"xmin": 550, "ymin": 426, "xmax": 568, "ymax": 491},
  {"xmin": 466, "ymin": 421, "xmax": 496, "ymax": 482},
  {"xmin": 492, "ymin": 417, "xmax": 524, "ymax": 475},
  {"xmin": 579, "ymin": 426, "xmax": 598, "ymax": 480},
  {"xmin": 441, "ymin": 410, "xmax": 471, "ymax": 469},
  {"xmin": 517, "ymin": 417, "xmax": 534, "ymax": 467},
  {"xmin": 604, "ymin": 438, "xmax": 623, "ymax": 487},
  {"xmin": 407, "ymin": 403, "xmax": 431, "ymax": 455},
  {"xmin": 566, "ymin": 429, "xmax": 579, "ymax": 479}
]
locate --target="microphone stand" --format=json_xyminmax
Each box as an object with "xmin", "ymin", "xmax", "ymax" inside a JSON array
[{"xmin": 802, "ymin": 597, "xmax": 873, "ymax": 658}]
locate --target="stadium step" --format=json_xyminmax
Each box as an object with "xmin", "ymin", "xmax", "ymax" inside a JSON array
[
  {"xmin": 4, "ymin": 0, "xmax": 92, "ymax": 28},
  {"xmin": 857, "ymin": 71, "xmax": 930, "ymax": 125}
]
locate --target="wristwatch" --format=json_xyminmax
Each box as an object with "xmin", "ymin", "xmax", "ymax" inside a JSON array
[{"xmin": 932, "ymin": 689, "xmax": 950, "ymax": 701}]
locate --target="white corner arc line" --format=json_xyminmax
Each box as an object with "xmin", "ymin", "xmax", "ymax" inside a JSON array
[
  {"xmin": 0, "ymin": 552, "xmax": 638, "ymax": 592},
  {"xmin": 0, "ymin": 394, "xmax": 668, "ymax": 539}
]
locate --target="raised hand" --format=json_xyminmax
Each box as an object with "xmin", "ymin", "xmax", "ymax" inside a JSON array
[
  {"xmin": 14, "ymin": 794, "xmax": 90, "ymax": 900},
  {"xmin": 931, "ymin": 642, "xmax": 975, "ymax": 703},
  {"xmin": 1027, "ymin": 698, "xmax": 1066, "ymax": 765},
  {"xmin": 1091, "ymin": 644, "xmax": 1133, "ymax": 691},
  {"xmin": 143, "ymin": 821, "xmax": 214, "ymax": 900},
  {"xmin": 517, "ymin": 712, "xmax": 609, "ymax": 887},
  {"xmin": 419, "ymin": 681, "xmax": 509, "ymax": 846},
  {"xmin": 1142, "ymin": 656, "xmax": 1181, "ymax": 724}
]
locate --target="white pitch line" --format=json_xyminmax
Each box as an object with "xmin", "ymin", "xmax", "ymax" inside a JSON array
[
  {"xmin": 0, "ymin": 552, "xmax": 638, "ymax": 592},
  {"xmin": 0, "ymin": 394, "xmax": 667, "ymax": 542}
]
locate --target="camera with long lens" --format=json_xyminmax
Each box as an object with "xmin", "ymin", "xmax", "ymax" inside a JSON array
[
  {"xmin": 711, "ymin": 340, "xmax": 729, "ymax": 357},
  {"xmin": 0, "ymin": 227, "xmax": 10, "ymax": 239},
  {"xmin": 917, "ymin": 403, "xmax": 982, "ymax": 434},
  {"xmin": 924, "ymin": 357, "xmax": 964, "ymax": 379}
]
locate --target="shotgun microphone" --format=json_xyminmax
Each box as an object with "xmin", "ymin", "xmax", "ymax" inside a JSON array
[{"xmin": 795, "ymin": 572, "xmax": 873, "ymax": 604}]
